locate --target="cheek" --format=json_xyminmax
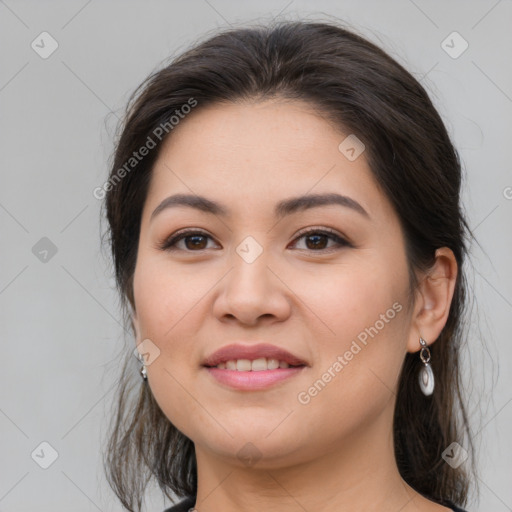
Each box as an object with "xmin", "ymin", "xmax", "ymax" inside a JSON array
[
  {"xmin": 295, "ymin": 303, "xmax": 407, "ymax": 445},
  {"xmin": 132, "ymin": 260, "xmax": 213, "ymax": 430},
  {"xmin": 295, "ymin": 257, "xmax": 405, "ymax": 344},
  {"xmin": 292, "ymin": 257, "xmax": 409, "ymax": 420},
  {"xmin": 133, "ymin": 257, "xmax": 201, "ymax": 338}
]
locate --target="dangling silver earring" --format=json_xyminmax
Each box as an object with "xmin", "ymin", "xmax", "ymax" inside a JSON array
[
  {"xmin": 138, "ymin": 352, "xmax": 148, "ymax": 381},
  {"xmin": 418, "ymin": 337, "xmax": 434, "ymax": 396}
]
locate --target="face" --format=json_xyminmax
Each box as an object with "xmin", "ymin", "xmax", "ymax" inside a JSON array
[{"xmin": 131, "ymin": 99, "xmax": 415, "ymax": 469}]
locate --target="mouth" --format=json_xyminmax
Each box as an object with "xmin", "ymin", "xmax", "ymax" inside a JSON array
[
  {"xmin": 203, "ymin": 358, "xmax": 306, "ymax": 371},
  {"xmin": 202, "ymin": 342, "xmax": 309, "ymax": 369},
  {"xmin": 201, "ymin": 343, "xmax": 308, "ymax": 390}
]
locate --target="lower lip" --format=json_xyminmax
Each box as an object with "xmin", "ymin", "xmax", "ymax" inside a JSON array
[{"xmin": 204, "ymin": 366, "xmax": 305, "ymax": 390}]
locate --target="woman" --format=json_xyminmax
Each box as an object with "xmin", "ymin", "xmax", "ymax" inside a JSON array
[{"xmin": 102, "ymin": 20, "xmax": 475, "ymax": 512}]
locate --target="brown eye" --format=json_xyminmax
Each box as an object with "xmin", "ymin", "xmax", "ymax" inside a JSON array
[
  {"xmin": 159, "ymin": 230, "xmax": 216, "ymax": 251},
  {"xmin": 290, "ymin": 228, "xmax": 351, "ymax": 252},
  {"xmin": 181, "ymin": 234, "xmax": 208, "ymax": 250},
  {"xmin": 304, "ymin": 233, "xmax": 329, "ymax": 250}
]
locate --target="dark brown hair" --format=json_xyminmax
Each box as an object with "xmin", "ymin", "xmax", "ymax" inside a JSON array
[{"xmin": 101, "ymin": 19, "xmax": 476, "ymax": 511}]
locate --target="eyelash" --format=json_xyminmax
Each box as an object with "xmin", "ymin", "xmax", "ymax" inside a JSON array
[{"xmin": 158, "ymin": 227, "xmax": 352, "ymax": 253}]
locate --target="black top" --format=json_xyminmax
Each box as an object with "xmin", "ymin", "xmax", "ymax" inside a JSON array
[
  {"xmin": 449, "ymin": 506, "xmax": 468, "ymax": 512},
  {"xmin": 163, "ymin": 496, "xmax": 468, "ymax": 511},
  {"xmin": 163, "ymin": 496, "xmax": 195, "ymax": 512}
]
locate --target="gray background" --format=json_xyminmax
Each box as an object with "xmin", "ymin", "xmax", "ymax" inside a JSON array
[{"xmin": 1, "ymin": 0, "xmax": 511, "ymax": 510}]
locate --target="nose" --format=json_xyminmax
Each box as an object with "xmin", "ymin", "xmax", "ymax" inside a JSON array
[{"xmin": 212, "ymin": 247, "xmax": 292, "ymax": 327}]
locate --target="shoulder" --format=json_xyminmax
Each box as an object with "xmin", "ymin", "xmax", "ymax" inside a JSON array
[{"xmin": 162, "ymin": 496, "xmax": 196, "ymax": 512}]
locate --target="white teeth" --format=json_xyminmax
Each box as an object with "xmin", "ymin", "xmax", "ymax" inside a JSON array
[
  {"xmin": 250, "ymin": 358, "xmax": 267, "ymax": 371},
  {"xmin": 214, "ymin": 358, "xmax": 294, "ymax": 370},
  {"xmin": 236, "ymin": 359, "xmax": 252, "ymax": 371},
  {"xmin": 267, "ymin": 358, "xmax": 280, "ymax": 370}
]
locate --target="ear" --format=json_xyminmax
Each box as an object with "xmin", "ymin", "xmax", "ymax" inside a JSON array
[{"xmin": 406, "ymin": 247, "xmax": 458, "ymax": 353}]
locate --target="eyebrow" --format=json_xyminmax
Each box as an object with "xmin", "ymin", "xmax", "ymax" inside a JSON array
[{"xmin": 150, "ymin": 192, "xmax": 370, "ymax": 222}]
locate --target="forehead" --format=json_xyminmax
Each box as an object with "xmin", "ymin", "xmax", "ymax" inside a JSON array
[
  {"xmin": 158, "ymin": 98, "xmax": 344, "ymax": 170},
  {"xmin": 144, "ymin": 99, "xmax": 390, "ymax": 224}
]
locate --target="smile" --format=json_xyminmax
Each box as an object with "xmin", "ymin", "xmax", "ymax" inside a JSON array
[{"xmin": 210, "ymin": 357, "xmax": 304, "ymax": 371}]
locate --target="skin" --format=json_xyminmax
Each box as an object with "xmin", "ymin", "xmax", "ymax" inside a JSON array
[{"xmin": 131, "ymin": 99, "xmax": 458, "ymax": 512}]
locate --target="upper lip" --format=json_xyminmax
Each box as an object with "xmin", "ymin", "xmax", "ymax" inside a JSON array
[{"xmin": 202, "ymin": 343, "xmax": 308, "ymax": 367}]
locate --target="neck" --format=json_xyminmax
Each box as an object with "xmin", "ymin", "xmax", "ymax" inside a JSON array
[{"xmin": 191, "ymin": 404, "xmax": 429, "ymax": 512}]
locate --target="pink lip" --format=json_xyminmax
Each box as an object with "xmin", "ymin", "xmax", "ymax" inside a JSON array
[
  {"xmin": 205, "ymin": 366, "xmax": 305, "ymax": 390},
  {"xmin": 202, "ymin": 343, "xmax": 308, "ymax": 368}
]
